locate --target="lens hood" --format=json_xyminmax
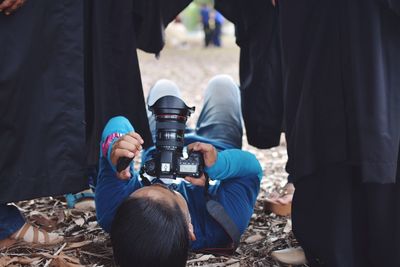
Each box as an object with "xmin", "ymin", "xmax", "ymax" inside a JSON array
[{"xmin": 149, "ymin": 96, "xmax": 195, "ymax": 117}]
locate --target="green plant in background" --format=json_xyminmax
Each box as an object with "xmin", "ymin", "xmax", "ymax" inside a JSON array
[{"xmin": 180, "ymin": 0, "xmax": 214, "ymax": 32}]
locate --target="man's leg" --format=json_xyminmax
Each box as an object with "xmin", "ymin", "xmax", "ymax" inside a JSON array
[
  {"xmin": 0, "ymin": 204, "xmax": 25, "ymax": 240},
  {"xmin": 196, "ymin": 75, "xmax": 243, "ymax": 149},
  {"xmin": 146, "ymin": 79, "xmax": 182, "ymax": 142}
]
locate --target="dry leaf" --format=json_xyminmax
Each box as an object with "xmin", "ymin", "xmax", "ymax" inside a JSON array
[
  {"xmin": 65, "ymin": 240, "xmax": 92, "ymax": 250},
  {"xmin": 244, "ymin": 234, "xmax": 264, "ymax": 244},
  {"xmin": 0, "ymin": 256, "xmax": 42, "ymax": 266},
  {"xmin": 283, "ymin": 219, "xmax": 292, "ymax": 233},
  {"xmin": 73, "ymin": 218, "xmax": 85, "ymax": 227}
]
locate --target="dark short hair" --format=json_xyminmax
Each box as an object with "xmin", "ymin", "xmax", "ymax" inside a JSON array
[{"xmin": 110, "ymin": 197, "xmax": 189, "ymax": 267}]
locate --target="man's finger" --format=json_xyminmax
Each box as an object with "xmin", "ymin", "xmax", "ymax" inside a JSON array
[
  {"xmin": 118, "ymin": 140, "xmax": 141, "ymax": 153},
  {"xmin": 119, "ymin": 135, "xmax": 143, "ymax": 150},
  {"xmin": 188, "ymin": 142, "xmax": 217, "ymax": 167},
  {"xmin": 184, "ymin": 175, "xmax": 206, "ymax": 187},
  {"xmin": 189, "ymin": 142, "xmax": 212, "ymax": 153},
  {"xmin": 126, "ymin": 132, "xmax": 144, "ymax": 144}
]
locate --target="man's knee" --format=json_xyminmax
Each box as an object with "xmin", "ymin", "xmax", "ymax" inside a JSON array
[
  {"xmin": 205, "ymin": 75, "xmax": 240, "ymax": 103},
  {"xmin": 206, "ymin": 75, "xmax": 238, "ymax": 93},
  {"xmin": 148, "ymin": 79, "xmax": 182, "ymax": 106}
]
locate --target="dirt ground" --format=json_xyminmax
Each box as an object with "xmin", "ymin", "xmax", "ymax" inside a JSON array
[{"xmin": 0, "ymin": 28, "xmax": 305, "ymax": 267}]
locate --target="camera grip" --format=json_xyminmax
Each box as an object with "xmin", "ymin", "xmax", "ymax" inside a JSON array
[{"xmin": 116, "ymin": 157, "xmax": 133, "ymax": 172}]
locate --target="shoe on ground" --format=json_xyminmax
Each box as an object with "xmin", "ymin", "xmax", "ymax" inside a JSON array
[
  {"xmin": 264, "ymin": 183, "xmax": 294, "ymax": 216},
  {"xmin": 65, "ymin": 189, "xmax": 95, "ymax": 211},
  {"xmin": 271, "ymin": 247, "xmax": 307, "ymax": 265},
  {"xmin": 9, "ymin": 223, "xmax": 63, "ymax": 246}
]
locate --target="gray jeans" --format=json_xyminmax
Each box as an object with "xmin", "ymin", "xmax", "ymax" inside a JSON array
[{"xmin": 147, "ymin": 75, "xmax": 243, "ymax": 149}]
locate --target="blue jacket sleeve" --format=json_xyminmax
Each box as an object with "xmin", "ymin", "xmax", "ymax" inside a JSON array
[
  {"xmin": 95, "ymin": 116, "xmax": 142, "ymax": 232},
  {"xmin": 205, "ymin": 149, "xmax": 263, "ymax": 181}
]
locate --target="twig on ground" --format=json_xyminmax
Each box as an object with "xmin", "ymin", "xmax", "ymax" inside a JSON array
[{"xmin": 43, "ymin": 242, "xmax": 67, "ymax": 267}]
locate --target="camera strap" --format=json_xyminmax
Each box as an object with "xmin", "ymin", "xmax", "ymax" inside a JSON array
[{"xmin": 198, "ymin": 173, "xmax": 241, "ymax": 256}]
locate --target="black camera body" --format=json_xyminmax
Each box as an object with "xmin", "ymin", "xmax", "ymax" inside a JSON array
[
  {"xmin": 143, "ymin": 95, "xmax": 204, "ymax": 179},
  {"xmin": 143, "ymin": 150, "xmax": 204, "ymax": 179}
]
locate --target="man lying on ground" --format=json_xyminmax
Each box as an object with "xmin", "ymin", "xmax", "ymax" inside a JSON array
[{"xmin": 95, "ymin": 75, "xmax": 262, "ymax": 267}]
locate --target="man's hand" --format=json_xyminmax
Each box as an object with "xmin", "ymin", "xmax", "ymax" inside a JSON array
[
  {"xmin": 187, "ymin": 142, "xmax": 217, "ymax": 167},
  {"xmin": 184, "ymin": 142, "xmax": 217, "ymax": 187},
  {"xmin": 0, "ymin": 0, "xmax": 26, "ymax": 15},
  {"xmin": 110, "ymin": 132, "xmax": 144, "ymax": 180}
]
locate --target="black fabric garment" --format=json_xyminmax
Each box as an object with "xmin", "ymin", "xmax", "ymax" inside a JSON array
[
  {"xmin": 279, "ymin": 0, "xmax": 400, "ymax": 183},
  {"xmin": 0, "ymin": 0, "xmax": 88, "ymax": 203},
  {"xmin": 216, "ymin": 0, "xmax": 283, "ymax": 149},
  {"xmin": 133, "ymin": 0, "xmax": 192, "ymax": 54},
  {"xmin": 0, "ymin": 0, "xmax": 189, "ymax": 203},
  {"xmin": 85, "ymin": 0, "xmax": 153, "ymax": 167},
  {"xmin": 85, "ymin": 0, "xmax": 191, "ymax": 166},
  {"xmin": 292, "ymin": 163, "xmax": 400, "ymax": 267}
]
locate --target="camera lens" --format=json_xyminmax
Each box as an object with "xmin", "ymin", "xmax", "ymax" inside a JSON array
[{"xmin": 147, "ymin": 96, "xmax": 196, "ymax": 179}]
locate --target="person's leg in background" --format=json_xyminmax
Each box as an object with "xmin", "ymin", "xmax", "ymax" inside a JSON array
[
  {"xmin": 212, "ymin": 23, "xmax": 222, "ymax": 47},
  {"xmin": 203, "ymin": 23, "xmax": 211, "ymax": 47},
  {"xmin": 196, "ymin": 74, "xmax": 243, "ymax": 149}
]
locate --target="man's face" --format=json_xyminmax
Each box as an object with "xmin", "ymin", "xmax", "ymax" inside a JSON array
[{"xmin": 130, "ymin": 184, "xmax": 196, "ymax": 241}]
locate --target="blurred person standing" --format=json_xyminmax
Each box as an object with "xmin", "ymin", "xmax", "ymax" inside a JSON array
[{"xmin": 200, "ymin": 3, "xmax": 213, "ymax": 47}]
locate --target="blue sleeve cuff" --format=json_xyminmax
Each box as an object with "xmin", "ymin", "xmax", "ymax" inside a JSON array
[
  {"xmin": 205, "ymin": 149, "xmax": 263, "ymax": 181},
  {"xmin": 205, "ymin": 152, "xmax": 225, "ymax": 179},
  {"xmin": 100, "ymin": 116, "xmax": 135, "ymax": 172}
]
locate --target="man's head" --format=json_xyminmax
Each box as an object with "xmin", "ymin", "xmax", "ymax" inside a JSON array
[{"xmin": 110, "ymin": 184, "xmax": 195, "ymax": 267}]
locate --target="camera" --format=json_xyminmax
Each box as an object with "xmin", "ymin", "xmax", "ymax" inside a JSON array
[
  {"xmin": 116, "ymin": 96, "xmax": 204, "ymax": 179},
  {"xmin": 143, "ymin": 96, "xmax": 204, "ymax": 179}
]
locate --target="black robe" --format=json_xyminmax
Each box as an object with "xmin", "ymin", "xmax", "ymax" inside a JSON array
[
  {"xmin": 278, "ymin": 1, "xmax": 400, "ymax": 265},
  {"xmin": 216, "ymin": 0, "xmax": 283, "ymax": 149},
  {"xmin": 0, "ymin": 0, "xmax": 88, "ymax": 204},
  {"xmin": 279, "ymin": 0, "xmax": 400, "ymax": 183},
  {"xmin": 0, "ymin": 0, "xmax": 190, "ymax": 203}
]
